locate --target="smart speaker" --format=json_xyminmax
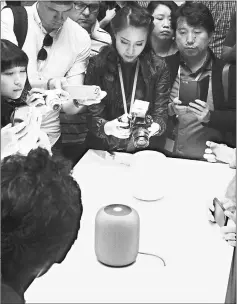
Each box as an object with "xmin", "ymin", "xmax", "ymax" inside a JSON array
[
  {"xmin": 95, "ymin": 204, "xmax": 140, "ymax": 267},
  {"xmin": 130, "ymin": 150, "xmax": 167, "ymax": 201}
]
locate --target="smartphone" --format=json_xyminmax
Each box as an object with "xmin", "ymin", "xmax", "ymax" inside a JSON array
[
  {"xmin": 63, "ymin": 85, "xmax": 101, "ymax": 100},
  {"xmin": 213, "ymin": 197, "xmax": 228, "ymax": 227},
  {"xmin": 179, "ymin": 76, "xmax": 209, "ymax": 106},
  {"xmin": 179, "ymin": 80, "xmax": 198, "ymax": 105}
]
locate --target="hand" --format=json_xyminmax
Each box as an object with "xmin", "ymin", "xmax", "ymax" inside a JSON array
[
  {"xmin": 223, "ymin": 198, "xmax": 236, "ymax": 224},
  {"xmin": 104, "ymin": 114, "xmax": 131, "ymax": 139},
  {"xmin": 1, "ymin": 122, "xmax": 28, "ymax": 159},
  {"xmin": 17, "ymin": 107, "xmax": 42, "ymax": 155},
  {"xmin": 203, "ymin": 141, "xmax": 234, "ymax": 164},
  {"xmin": 75, "ymin": 90, "xmax": 107, "ymax": 106},
  {"xmin": 48, "ymin": 77, "xmax": 69, "ymax": 90},
  {"xmin": 220, "ymin": 225, "xmax": 236, "ymax": 247},
  {"xmin": 105, "ymin": 8, "xmax": 116, "ymax": 21},
  {"xmin": 225, "ymin": 174, "xmax": 236, "ymax": 204},
  {"xmin": 36, "ymin": 131, "xmax": 52, "ymax": 155},
  {"xmin": 26, "ymin": 88, "xmax": 46, "ymax": 107},
  {"xmin": 188, "ymin": 99, "xmax": 210, "ymax": 123},
  {"xmin": 170, "ymin": 97, "xmax": 188, "ymax": 116},
  {"xmin": 27, "ymin": 88, "xmax": 63, "ymax": 113},
  {"xmin": 148, "ymin": 122, "xmax": 160, "ymax": 137}
]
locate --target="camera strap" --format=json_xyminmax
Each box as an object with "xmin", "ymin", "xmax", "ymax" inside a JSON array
[{"xmin": 118, "ymin": 59, "xmax": 140, "ymax": 115}]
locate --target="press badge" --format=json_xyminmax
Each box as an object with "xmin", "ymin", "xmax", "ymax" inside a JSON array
[{"xmin": 131, "ymin": 99, "xmax": 149, "ymax": 118}]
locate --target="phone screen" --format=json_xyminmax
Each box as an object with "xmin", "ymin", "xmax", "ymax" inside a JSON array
[{"xmin": 179, "ymin": 80, "xmax": 199, "ymax": 105}]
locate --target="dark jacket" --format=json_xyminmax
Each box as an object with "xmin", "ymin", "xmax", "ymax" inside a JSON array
[
  {"xmin": 84, "ymin": 50, "xmax": 170, "ymax": 152},
  {"xmin": 165, "ymin": 51, "xmax": 236, "ymax": 153}
]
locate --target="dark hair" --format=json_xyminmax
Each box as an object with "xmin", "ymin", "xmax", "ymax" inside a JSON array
[
  {"xmin": 173, "ymin": 2, "xmax": 215, "ymax": 34},
  {"xmin": 95, "ymin": 5, "xmax": 154, "ymax": 81},
  {"xmin": 1, "ymin": 39, "xmax": 28, "ymax": 72},
  {"xmin": 147, "ymin": 1, "xmax": 178, "ymax": 30},
  {"xmin": 1, "ymin": 148, "xmax": 83, "ymax": 283},
  {"xmin": 111, "ymin": 4, "xmax": 154, "ymax": 40}
]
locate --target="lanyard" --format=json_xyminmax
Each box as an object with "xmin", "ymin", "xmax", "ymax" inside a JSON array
[{"xmin": 118, "ymin": 59, "xmax": 140, "ymax": 115}]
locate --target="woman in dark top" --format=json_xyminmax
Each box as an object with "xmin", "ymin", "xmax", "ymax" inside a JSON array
[
  {"xmin": 147, "ymin": 1, "xmax": 178, "ymax": 59},
  {"xmin": 85, "ymin": 4, "xmax": 170, "ymax": 152}
]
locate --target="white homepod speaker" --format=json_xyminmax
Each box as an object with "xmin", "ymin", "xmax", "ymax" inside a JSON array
[
  {"xmin": 130, "ymin": 150, "xmax": 167, "ymax": 201},
  {"xmin": 95, "ymin": 204, "xmax": 140, "ymax": 267}
]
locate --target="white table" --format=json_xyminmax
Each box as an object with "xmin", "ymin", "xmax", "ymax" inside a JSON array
[{"xmin": 25, "ymin": 150, "xmax": 235, "ymax": 303}]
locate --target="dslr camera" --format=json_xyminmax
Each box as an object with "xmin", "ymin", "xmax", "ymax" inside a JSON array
[{"xmin": 129, "ymin": 113, "xmax": 153, "ymax": 149}]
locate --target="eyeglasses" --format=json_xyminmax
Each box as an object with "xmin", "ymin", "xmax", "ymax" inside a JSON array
[
  {"xmin": 74, "ymin": 2, "xmax": 99, "ymax": 14},
  {"xmin": 37, "ymin": 34, "xmax": 53, "ymax": 61}
]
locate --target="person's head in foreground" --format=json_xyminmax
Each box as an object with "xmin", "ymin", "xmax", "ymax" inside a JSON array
[
  {"xmin": 1, "ymin": 39, "xmax": 28, "ymax": 101},
  {"xmin": 1, "ymin": 148, "xmax": 83, "ymax": 302},
  {"xmin": 110, "ymin": 4, "xmax": 154, "ymax": 63},
  {"xmin": 69, "ymin": 1, "xmax": 100, "ymax": 33},
  {"xmin": 173, "ymin": 2, "xmax": 215, "ymax": 60}
]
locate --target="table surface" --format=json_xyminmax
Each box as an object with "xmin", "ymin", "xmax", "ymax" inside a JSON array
[{"xmin": 25, "ymin": 150, "xmax": 235, "ymax": 303}]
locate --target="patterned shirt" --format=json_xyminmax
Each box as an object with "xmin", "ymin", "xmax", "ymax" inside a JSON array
[{"xmin": 194, "ymin": 1, "xmax": 236, "ymax": 58}]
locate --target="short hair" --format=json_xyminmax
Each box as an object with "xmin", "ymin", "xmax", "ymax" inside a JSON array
[
  {"xmin": 1, "ymin": 148, "xmax": 83, "ymax": 283},
  {"xmin": 147, "ymin": 1, "xmax": 178, "ymax": 30},
  {"xmin": 173, "ymin": 2, "xmax": 215, "ymax": 34},
  {"xmin": 1, "ymin": 39, "xmax": 28, "ymax": 72}
]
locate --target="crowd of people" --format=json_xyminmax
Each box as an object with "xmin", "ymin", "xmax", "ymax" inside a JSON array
[{"xmin": 1, "ymin": 1, "xmax": 236, "ymax": 303}]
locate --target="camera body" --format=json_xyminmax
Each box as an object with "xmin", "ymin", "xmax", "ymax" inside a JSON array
[{"xmin": 129, "ymin": 113, "xmax": 153, "ymax": 149}]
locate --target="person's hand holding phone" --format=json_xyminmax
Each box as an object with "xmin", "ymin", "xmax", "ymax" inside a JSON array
[
  {"xmin": 188, "ymin": 99, "xmax": 210, "ymax": 123},
  {"xmin": 169, "ymin": 97, "xmax": 188, "ymax": 116},
  {"xmin": 105, "ymin": 7, "xmax": 116, "ymax": 22},
  {"xmin": 104, "ymin": 114, "xmax": 131, "ymax": 139}
]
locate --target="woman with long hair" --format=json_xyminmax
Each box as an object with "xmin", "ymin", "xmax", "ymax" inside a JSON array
[{"xmin": 85, "ymin": 4, "xmax": 170, "ymax": 152}]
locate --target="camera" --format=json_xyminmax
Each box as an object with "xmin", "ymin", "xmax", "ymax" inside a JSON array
[{"xmin": 129, "ymin": 113, "xmax": 153, "ymax": 149}]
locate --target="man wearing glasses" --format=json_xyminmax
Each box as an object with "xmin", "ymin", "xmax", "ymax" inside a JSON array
[
  {"xmin": 1, "ymin": 1, "xmax": 97, "ymax": 161},
  {"xmin": 1, "ymin": 1, "xmax": 91, "ymax": 92},
  {"xmin": 69, "ymin": 1, "xmax": 111, "ymax": 58}
]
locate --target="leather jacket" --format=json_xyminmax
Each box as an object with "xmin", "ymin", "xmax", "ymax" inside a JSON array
[{"xmin": 84, "ymin": 50, "xmax": 170, "ymax": 151}]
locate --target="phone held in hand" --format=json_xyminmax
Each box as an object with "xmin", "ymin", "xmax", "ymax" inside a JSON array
[
  {"xmin": 213, "ymin": 197, "xmax": 228, "ymax": 227},
  {"xmin": 63, "ymin": 85, "xmax": 101, "ymax": 100},
  {"xmin": 179, "ymin": 80, "xmax": 199, "ymax": 106},
  {"xmin": 179, "ymin": 76, "xmax": 209, "ymax": 106}
]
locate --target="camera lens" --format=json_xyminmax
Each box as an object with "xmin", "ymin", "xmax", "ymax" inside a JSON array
[{"xmin": 132, "ymin": 127, "xmax": 149, "ymax": 149}]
